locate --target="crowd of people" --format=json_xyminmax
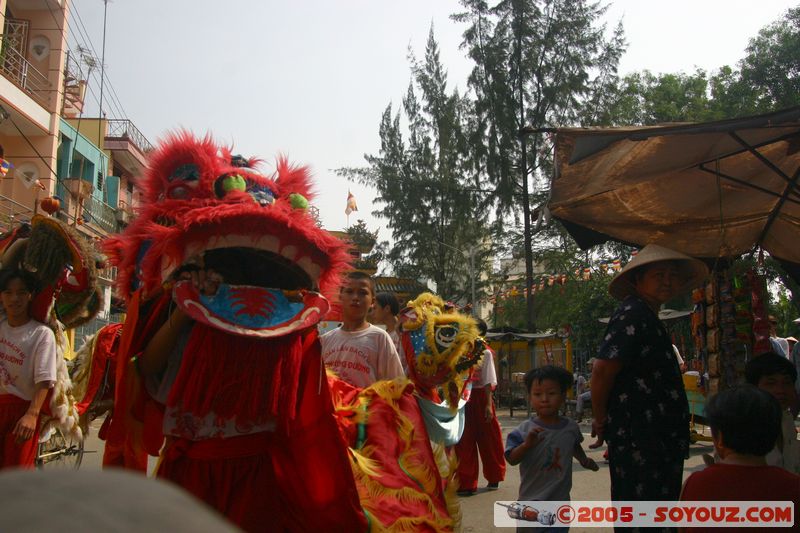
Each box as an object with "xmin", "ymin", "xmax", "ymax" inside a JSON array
[
  {"xmin": 316, "ymin": 244, "xmax": 798, "ymax": 532},
  {"xmin": 318, "ymin": 271, "xmax": 509, "ymax": 495},
  {"xmin": 503, "ymin": 244, "xmax": 798, "ymax": 532},
  {"xmin": 0, "ymin": 242, "xmax": 797, "ymax": 530}
]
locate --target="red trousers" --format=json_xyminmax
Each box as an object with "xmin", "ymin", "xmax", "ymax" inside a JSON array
[
  {"xmin": 0, "ymin": 394, "xmax": 38, "ymax": 469},
  {"xmin": 100, "ymin": 415, "xmax": 148, "ymax": 471},
  {"xmin": 454, "ymin": 387, "xmax": 506, "ymax": 490}
]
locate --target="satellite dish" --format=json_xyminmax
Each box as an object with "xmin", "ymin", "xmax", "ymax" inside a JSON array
[
  {"xmin": 29, "ymin": 36, "xmax": 51, "ymax": 62},
  {"xmin": 16, "ymin": 162, "xmax": 40, "ymax": 189}
]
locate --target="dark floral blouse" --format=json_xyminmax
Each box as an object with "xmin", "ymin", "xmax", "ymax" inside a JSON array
[{"xmin": 597, "ymin": 295, "xmax": 690, "ymax": 457}]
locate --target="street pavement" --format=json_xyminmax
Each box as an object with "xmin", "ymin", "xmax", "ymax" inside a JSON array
[
  {"xmin": 78, "ymin": 416, "xmax": 159, "ymax": 475},
  {"xmin": 76, "ymin": 412, "xmax": 713, "ymax": 532},
  {"xmin": 459, "ymin": 411, "xmax": 713, "ymax": 533}
]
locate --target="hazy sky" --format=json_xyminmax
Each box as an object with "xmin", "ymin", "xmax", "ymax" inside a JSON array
[{"xmin": 70, "ymin": 0, "xmax": 796, "ymax": 239}]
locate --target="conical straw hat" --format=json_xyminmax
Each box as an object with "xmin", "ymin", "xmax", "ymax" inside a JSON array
[{"xmin": 608, "ymin": 244, "xmax": 708, "ymax": 301}]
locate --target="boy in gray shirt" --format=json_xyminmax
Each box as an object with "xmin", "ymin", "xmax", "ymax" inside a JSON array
[{"xmin": 505, "ymin": 366, "xmax": 598, "ymax": 529}]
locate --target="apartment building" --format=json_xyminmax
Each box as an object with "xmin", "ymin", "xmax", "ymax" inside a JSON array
[
  {"xmin": 0, "ymin": 0, "xmax": 69, "ymax": 224},
  {"xmin": 1, "ymin": 0, "xmax": 152, "ymax": 327}
]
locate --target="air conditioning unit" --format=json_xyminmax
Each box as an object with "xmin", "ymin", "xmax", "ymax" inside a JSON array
[
  {"xmin": 61, "ymin": 178, "xmax": 93, "ymax": 200},
  {"xmin": 115, "ymin": 208, "xmax": 132, "ymax": 225}
]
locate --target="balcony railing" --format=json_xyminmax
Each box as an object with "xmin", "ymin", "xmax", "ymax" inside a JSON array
[
  {"xmin": 82, "ymin": 194, "xmax": 118, "ymax": 233},
  {"xmin": 62, "ymin": 51, "xmax": 87, "ymax": 116},
  {"xmin": 0, "ymin": 37, "xmax": 51, "ymax": 106},
  {"xmin": 106, "ymin": 119, "xmax": 154, "ymax": 154},
  {"xmin": 98, "ymin": 264, "xmax": 117, "ymax": 283},
  {"xmin": 64, "ymin": 52, "xmax": 87, "ymax": 84},
  {"xmin": 0, "ymin": 194, "xmax": 34, "ymax": 233}
]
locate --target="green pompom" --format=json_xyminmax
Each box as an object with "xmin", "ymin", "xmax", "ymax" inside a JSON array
[
  {"xmin": 222, "ymin": 174, "xmax": 247, "ymax": 193},
  {"xmin": 289, "ymin": 193, "xmax": 308, "ymax": 210}
]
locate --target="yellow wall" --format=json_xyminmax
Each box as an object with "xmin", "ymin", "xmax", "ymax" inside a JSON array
[
  {"xmin": 490, "ymin": 336, "xmax": 575, "ymax": 402},
  {"xmin": 534, "ymin": 337, "xmax": 572, "ymax": 373},
  {"xmin": 0, "ymin": 1, "xmax": 6, "ymax": 36},
  {"xmin": 69, "ymin": 118, "xmax": 108, "ymax": 157},
  {"xmin": 489, "ymin": 338, "xmax": 531, "ymax": 377}
]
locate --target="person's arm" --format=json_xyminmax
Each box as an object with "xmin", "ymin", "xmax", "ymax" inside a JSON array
[
  {"xmin": 482, "ymin": 350, "xmax": 498, "ymax": 420},
  {"xmin": 139, "ymin": 269, "xmax": 220, "ymax": 376},
  {"xmin": 15, "ymin": 328, "xmax": 57, "ymax": 441},
  {"xmin": 13, "ymin": 381, "xmax": 50, "ymax": 442},
  {"xmin": 573, "ymin": 442, "xmax": 599, "ymax": 471},
  {"xmin": 485, "ymin": 389, "xmax": 495, "ymax": 420},
  {"xmin": 589, "ymin": 358, "xmax": 623, "ymax": 448},
  {"xmin": 378, "ymin": 330, "xmax": 404, "ymax": 380},
  {"xmin": 506, "ymin": 427, "xmax": 544, "ymax": 465},
  {"xmin": 139, "ymin": 308, "xmax": 192, "ymax": 376}
]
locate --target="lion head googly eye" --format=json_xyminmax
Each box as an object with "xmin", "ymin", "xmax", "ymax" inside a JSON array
[
  {"xmin": 169, "ymin": 163, "xmax": 200, "ymax": 183},
  {"xmin": 247, "ymin": 184, "xmax": 276, "ymax": 207},
  {"xmin": 434, "ymin": 324, "xmax": 458, "ymax": 350},
  {"xmin": 168, "ymin": 185, "xmax": 191, "ymax": 200}
]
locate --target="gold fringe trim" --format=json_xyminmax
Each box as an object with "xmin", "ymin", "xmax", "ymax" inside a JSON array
[
  {"xmin": 352, "ymin": 463, "xmax": 453, "ymax": 532},
  {"xmin": 345, "ymin": 377, "xmax": 455, "ymax": 532},
  {"xmin": 350, "ymin": 448, "xmax": 383, "ymax": 479},
  {"xmin": 440, "ymin": 444, "xmax": 462, "ymax": 532}
]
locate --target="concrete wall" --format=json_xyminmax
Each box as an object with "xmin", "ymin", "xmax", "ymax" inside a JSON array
[
  {"xmin": 0, "ymin": 0, "xmax": 71, "ymax": 205},
  {"xmin": 0, "ymin": 135, "xmax": 52, "ymax": 209}
]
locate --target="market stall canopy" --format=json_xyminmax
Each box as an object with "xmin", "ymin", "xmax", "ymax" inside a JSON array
[
  {"xmin": 541, "ymin": 107, "xmax": 800, "ymax": 279},
  {"xmin": 598, "ymin": 308, "xmax": 691, "ymax": 324},
  {"xmin": 485, "ymin": 328, "xmax": 557, "ymax": 341}
]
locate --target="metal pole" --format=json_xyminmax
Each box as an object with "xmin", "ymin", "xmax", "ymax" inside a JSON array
[
  {"xmin": 98, "ymin": 0, "xmax": 108, "ymax": 127},
  {"xmin": 470, "ymin": 248, "xmax": 476, "ymax": 315}
]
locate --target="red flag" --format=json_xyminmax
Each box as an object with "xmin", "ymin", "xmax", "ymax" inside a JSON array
[{"xmin": 345, "ymin": 190, "xmax": 358, "ymax": 215}]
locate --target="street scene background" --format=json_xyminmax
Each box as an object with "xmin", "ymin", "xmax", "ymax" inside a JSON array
[{"xmin": 77, "ymin": 410, "xmax": 713, "ymax": 532}]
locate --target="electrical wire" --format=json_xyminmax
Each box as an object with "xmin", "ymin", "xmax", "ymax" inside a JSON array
[
  {"xmin": 6, "ymin": 112, "xmax": 108, "ymax": 237},
  {"xmin": 47, "ymin": 0, "xmax": 129, "ymax": 121},
  {"xmin": 4, "ymin": 4, "xmax": 117, "ymax": 238},
  {"xmin": 43, "ymin": 0, "xmax": 124, "ymax": 121},
  {"xmin": 5, "ymin": 114, "xmax": 59, "ymax": 180},
  {"xmin": 69, "ymin": 2, "xmax": 129, "ymax": 119}
]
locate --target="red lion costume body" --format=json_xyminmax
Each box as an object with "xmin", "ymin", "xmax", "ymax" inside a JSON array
[{"xmin": 103, "ymin": 132, "xmax": 481, "ymax": 532}]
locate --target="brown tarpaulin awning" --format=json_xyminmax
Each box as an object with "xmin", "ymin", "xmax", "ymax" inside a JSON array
[
  {"xmin": 598, "ymin": 308, "xmax": 692, "ymax": 324},
  {"xmin": 542, "ymin": 107, "xmax": 800, "ymax": 280}
]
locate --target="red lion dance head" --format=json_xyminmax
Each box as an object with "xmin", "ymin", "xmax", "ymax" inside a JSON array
[
  {"xmin": 104, "ymin": 131, "xmax": 350, "ymax": 337},
  {"xmin": 102, "ymin": 133, "xmax": 370, "ymax": 532}
]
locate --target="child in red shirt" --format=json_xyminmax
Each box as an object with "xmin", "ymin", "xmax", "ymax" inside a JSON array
[{"xmin": 680, "ymin": 386, "xmax": 799, "ymax": 531}]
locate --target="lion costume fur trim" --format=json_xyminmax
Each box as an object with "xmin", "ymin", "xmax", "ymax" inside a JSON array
[{"xmin": 340, "ymin": 378, "xmax": 456, "ymax": 532}]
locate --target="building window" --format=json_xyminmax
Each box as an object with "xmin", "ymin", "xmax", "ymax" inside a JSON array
[{"xmin": 96, "ymin": 172, "xmax": 103, "ymax": 192}]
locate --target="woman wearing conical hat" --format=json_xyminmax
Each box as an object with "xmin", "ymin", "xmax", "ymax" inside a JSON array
[{"xmin": 588, "ymin": 244, "xmax": 707, "ymax": 507}]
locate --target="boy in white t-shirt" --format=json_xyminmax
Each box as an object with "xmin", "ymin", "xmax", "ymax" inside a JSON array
[
  {"xmin": 371, "ymin": 291, "xmax": 401, "ymax": 349},
  {"xmin": 321, "ymin": 272, "xmax": 404, "ymax": 388},
  {"xmin": 370, "ymin": 291, "xmax": 407, "ymax": 374},
  {"xmin": 0, "ymin": 269, "xmax": 57, "ymax": 468}
]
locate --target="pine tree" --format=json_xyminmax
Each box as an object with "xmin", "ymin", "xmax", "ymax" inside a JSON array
[
  {"xmin": 338, "ymin": 27, "xmax": 490, "ymax": 303},
  {"xmin": 453, "ymin": 0, "xmax": 625, "ymax": 328}
]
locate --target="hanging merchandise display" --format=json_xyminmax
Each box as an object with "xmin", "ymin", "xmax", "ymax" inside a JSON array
[{"xmin": 691, "ymin": 265, "xmax": 772, "ymax": 395}]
